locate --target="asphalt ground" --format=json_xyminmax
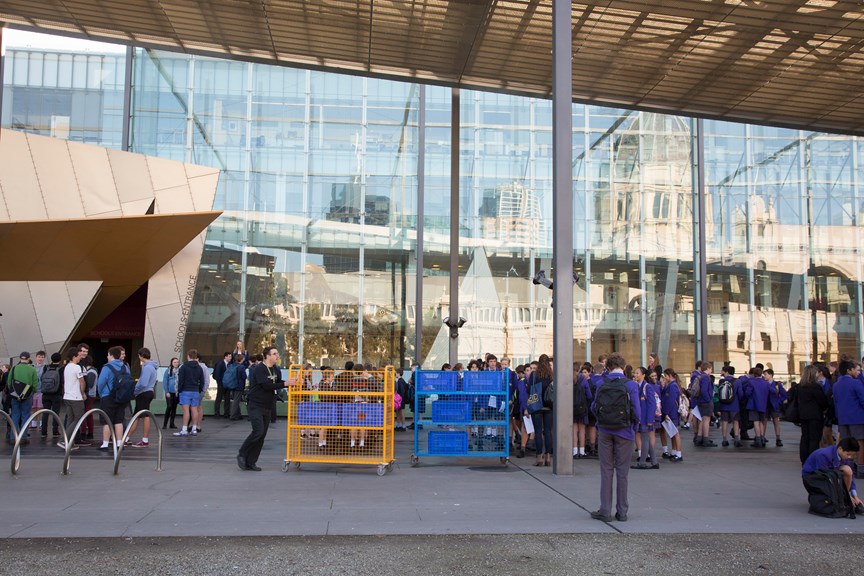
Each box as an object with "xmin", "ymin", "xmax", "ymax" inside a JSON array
[{"xmin": 2, "ymin": 415, "xmax": 863, "ymax": 574}]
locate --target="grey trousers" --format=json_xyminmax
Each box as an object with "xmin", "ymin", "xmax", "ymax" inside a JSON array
[
  {"xmin": 598, "ymin": 431, "xmax": 633, "ymax": 517},
  {"xmin": 63, "ymin": 399, "xmax": 86, "ymax": 443},
  {"xmin": 639, "ymin": 429, "xmax": 657, "ymax": 465}
]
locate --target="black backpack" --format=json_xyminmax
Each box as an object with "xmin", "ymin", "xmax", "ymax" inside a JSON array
[
  {"xmin": 803, "ymin": 469, "xmax": 855, "ymax": 519},
  {"xmin": 718, "ymin": 377, "xmax": 735, "ymax": 404},
  {"xmin": 573, "ymin": 377, "xmax": 588, "ymax": 418},
  {"xmin": 107, "ymin": 364, "xmax": 136, "ymax": 404},
  {"xmin": 40, "ymin": 365, "xmax": 63, "ymax": 395},
  {"xmin": 594, "ymin": 375, "xmax": 634, "ymax": 429}
]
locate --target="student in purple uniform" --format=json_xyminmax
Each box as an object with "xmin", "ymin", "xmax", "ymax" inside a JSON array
[
  {"xmin": 763, "ymin": 368, "xmax": 787, "ymax": 447},
  {"xmin": 744, "ymin": 366, "xmax": 771, "ymax": 447},
  {"xmin": 590, "ymin": 353, "xmax": 641, "ymax": 522},
  {"xmin": 694, "ymin": 361, "xmax": 716, "ymax": 447},
  {"xmin": 632, "ymin": 367, "xmax": 659, "ymax": 470},
  {"xmin": 717, "ymin": 365, "xmax": 743, "ymax": 447},
  {"xmin": 510, "ymin": 364, "xmax": 528, "ymax": 458},
  {"xmin": 802, "ymin": 437, "xmax": 864, "ymax": 515},
  {"xmin": 833, "ymin": 359, "xmax": 864, "ymax": 471},
  {"xmin": 686, "ymin": 361, "xmax": 702, "ymax": 431},
  {"xmin": 659, "ymin": 368, "xmax": 683, "ymax": 462}
]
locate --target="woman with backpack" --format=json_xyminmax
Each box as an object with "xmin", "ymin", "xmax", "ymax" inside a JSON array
[{"xmin": 527, "ymin": 354, "xmax": 554, "ymax": 466}]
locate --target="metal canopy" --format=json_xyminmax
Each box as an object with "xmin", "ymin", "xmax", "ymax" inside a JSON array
[{"xmin": 2, "ymin": 0, "xmax": 864, "ymax": 134}]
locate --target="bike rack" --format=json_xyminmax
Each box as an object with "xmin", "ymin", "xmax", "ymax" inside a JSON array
[
  {"xmin": 11, "ymin": 408, "xmax": 68, "ymax": 475},
  {"xmin": 114, "ymin": 410, "xmax": 163, "ymax": 475},
  {"xmin": 3, "ymin": 408, "xmax": 164, "ymax": 476}
]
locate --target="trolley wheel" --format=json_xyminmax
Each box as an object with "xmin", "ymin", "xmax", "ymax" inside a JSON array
[
  {"xmin": 377, "ymin": 464, "xmax": 387, "ymax": 476},
  {"xmin": 410, "ymin": 454, "xmax": 419, "ymax": 467},
  {"xmin": 294, "ymin": 462, "xmax": 301, "ymax": 469},
  {"xmin": 282, "ymin": 461, "xmax": 290, "ymax": 473},
  {"xmin": 499, "ymin": 457, "xmax": 509, "ymax": 465}
]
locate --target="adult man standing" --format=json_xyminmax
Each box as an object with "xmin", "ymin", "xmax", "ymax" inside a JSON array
[
  {"xmin": 6, "ymin": 352, "xmax": 38, "ymax": 444},
  {"xmin": 58, "ymin": 346, "xmax": 87, "ymax": 450},
  {"xmin": 96, "ymin": 346, "xmax": 131, "ymax": 451},
  {"xmin": 590, "ymin": 352, "xmax": 640, "ymax": 522},
  {"xmin": 237, "ymin": 347, "xmax": 293, "ymax": 471},
  {"xmin": 126, "ymin": 348, "xmax": 158, "ymax": 447},
  {"xmin": 39, "ymin": 352, "xmax": 64, "ymax": 439},
  {"xmin": 174, "ymin": 350, "xmax": 204, "ymax": 437},
  {"xmin": 212, "ymin": 351, "xmax": 232, "ymax": 418}
]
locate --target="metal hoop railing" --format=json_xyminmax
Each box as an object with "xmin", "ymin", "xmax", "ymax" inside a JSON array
[
  {"xmin": 114, "ymin": 410, "xmax": 163, "ymax": 475},
  {"xmin": 11, "ymin": 408, "xmax": 68, "ymax": 475},
  {"xmin": 2, "ymin": 407, "xmax": 164, "ymax": 476}
]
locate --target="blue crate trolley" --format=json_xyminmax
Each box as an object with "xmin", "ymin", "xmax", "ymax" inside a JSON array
[{"xmin": 410, "ymin": 369, "xmax": 510, "ymax": 466}]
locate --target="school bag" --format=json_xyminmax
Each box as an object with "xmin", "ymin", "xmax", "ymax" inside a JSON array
[
  {"xmin": 572, "ymin": 378, "xmax": 588, "ymax": 418},
  {"xmin": 803, "ymin": 469, "xmax": 855, "ymax": 519},
  {"xmin": 527, "ymin": 377, "xmax": 543, "ymax": 414},
  {"xmin": 40, "ymin": 364, "xmax": 63, "ymax": 395},
  {"xmin": 106, "ymin": 364, "xmax": 136, "ymax": 404},
  {"xmin": 394, "ymin": 391, "xmax": 402, "ymax": 410},
  {"xmin": 222, "ymin": 364, "xmax": 241, "ymax": 390},
  {"xmin": 718, "ymin": 378, "xmax": 735, "ymax": 404},
  {"xmin": 594, "ymin": 375, "xmax": 634, "ymax": 429},
  {"xmin": 7, "ymin": 365, "xmax": 34, "ymax": 401},
  {"xmin": 84, "ymin": 366, "xmax": 98, "ymax": 398}
]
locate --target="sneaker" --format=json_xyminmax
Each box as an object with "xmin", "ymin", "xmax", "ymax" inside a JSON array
[
  {"xmin": 57, "ymin": 442, "xmax": 79, "ymax": 451},
  {"xmin": 132, "ymin": 440, "xmax": 149, "ymax": 448},
  {"xmin": 190, "ymin": 429, "xmax": 198, "ymax": 436},
  {"xmin": 173, "ymin": 430, "xmax": 189, "ymax": 437},
  {"xmin": 75, "ymin": 439, "xmax": 92, "ymax": 447}
]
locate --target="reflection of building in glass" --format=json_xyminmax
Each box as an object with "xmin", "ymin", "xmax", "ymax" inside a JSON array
[{"xmin": 4, "ymin": 34, "xmax": 864, "ymax": 380}]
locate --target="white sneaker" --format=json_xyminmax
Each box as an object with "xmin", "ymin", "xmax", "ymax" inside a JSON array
[
  {"xmin": 173, "ymin": 430, "xmax": 188, "ymax": 437},
  {"xmin": 57, "ymin": 442, "xmax": 79, "ymax": 451}
]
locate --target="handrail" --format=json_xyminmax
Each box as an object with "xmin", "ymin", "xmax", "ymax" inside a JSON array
[
  {"xmin": 11, "ymin": 408, "xmax": 68, "ymax": 475},
  {"xmin": 114, "ymin": 410, "xmax": 163, "ymax": 475},
  {"xmin": 0, "ymin": 410, "xmax": 16, "ymax": 440},
  {"xmin": 61, "ymin": 407, "xmax": 118, "ymax": 475}
]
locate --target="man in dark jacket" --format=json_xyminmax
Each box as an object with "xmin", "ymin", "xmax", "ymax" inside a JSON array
[
  {"xmin": 237, "ymin": 347, "xmax": 294, "ymax": 471},
  {"xmin": 212, "ymin": 352, "xmax": 232, "ymax": 418}
]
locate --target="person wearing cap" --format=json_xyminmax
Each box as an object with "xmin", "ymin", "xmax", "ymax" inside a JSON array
[{"xmin": 6, "ymin": 352, "xmax": 38, "ymax": 444}]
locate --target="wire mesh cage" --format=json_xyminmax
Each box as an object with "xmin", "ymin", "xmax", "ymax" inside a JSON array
[{"xmin": 283, "ymin": 364, "xmax": 396, "ymax": 476}]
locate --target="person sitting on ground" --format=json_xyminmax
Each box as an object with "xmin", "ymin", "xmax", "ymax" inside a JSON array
[{"xmin": 802, "ymin": 437, "xmax": 864, "ymax": 515}]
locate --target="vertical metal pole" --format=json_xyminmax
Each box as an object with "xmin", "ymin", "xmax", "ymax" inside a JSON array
[
  {"xmin": 853, "ymin": 138, "xmax": 864, "ymax": 360},
  {"xmin": 695, "ymin": 118, "xmax": 708, "ymax": 362},
  {"xmin": 449, "ymin": 88, "xmax": 460, "ymax": 365},
  {"xmin": 358, "ymin": 78, "xmax": 369, "ymax": 363},
  {"xmin": 0, "ymin": 26, "xmax": 6, "ymax": 128},
  {"xmin": 121, "ymin": 45, "xmax": 134, "ymax": 151},
  {"xmin": 415, "ymin": 85, "xmax": 426, "ymax": 366},
  {"xmin": 552, "ymin": 0, "xmax": 574, "ymax": 475}
]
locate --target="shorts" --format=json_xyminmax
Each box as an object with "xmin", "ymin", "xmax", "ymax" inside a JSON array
[
  {"xmin": 748, "ymin": 410, "xmax": 766, "ymax": 423},
  {"xmin": 697, "ymin": 402, "xmax": 713, "ymax": 417},
  {"xmin": 134, "ymin": 390, "xmax": 154, "ymax": 413},
  {"xmin": 839, "ymin": 424, "xmax": 864, "ymax": 440},
  {"xmin": 638, "ymin": 422, "xmax": 655, "ymax": 433},
  {"xmin": 719, "ymin": 411, "xmax": 739, "ymax": 423},
  {"xmin": 99, "ymin": 398, "xmax": 128, "ymax": 427},
  {"xmin": 179, "ymin": 391, "xmax": 202, "ymax": 407}
]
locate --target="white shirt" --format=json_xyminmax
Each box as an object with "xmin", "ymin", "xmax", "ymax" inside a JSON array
[{"xmin": 63, "ymin": 362, "xmax": 84, "ymax": 401}]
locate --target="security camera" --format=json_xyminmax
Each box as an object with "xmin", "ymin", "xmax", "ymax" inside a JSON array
[{"xmin": 442, "ymin": 316, "xmax": 467, "ymax": 338}]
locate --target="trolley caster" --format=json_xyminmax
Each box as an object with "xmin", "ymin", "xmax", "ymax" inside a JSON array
[
  {"xmin": 499, "ymin": 457, "xmax": 509, "ymax": 465},
  {"xmin": 282, "ymin": 461, "xmax": 291, "ymax": 473},
  {"xmin": 410, "ymin": 454, "xmax": 419, "ymax": 467},
  {"xmin": 294, "ymin": 462, "xmax": 301, "ymax": 469},
  {"xmin": 377, "ymin": 464, "xmax": 387, "ymax": 476}
]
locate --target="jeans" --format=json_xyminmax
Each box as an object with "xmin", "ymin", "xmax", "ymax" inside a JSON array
[
  {"xmin": 531, "ymin": 410, "xmax": 554, "ymax": 454},
  {"xmin": 10, "ymin": 396, "xmax": 34, "ymax": 440},
  {"xmin": 239, "ymin": 402, "xmax": 272, "ymax": 466},
  {"xmin": 163, "ymin": 393, "xmax": 179, "ymax": 428},
  {"xmin": 41, "ymin": 393, "xmax": 63, "ymax": 436}
]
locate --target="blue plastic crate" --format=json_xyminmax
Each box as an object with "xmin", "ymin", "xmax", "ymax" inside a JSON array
[
  {"xmin": 462, "ymin": 370, "xmax": 505, "ymax": 392},
  {"xmin": 431, "ymin": 400, "xmax": 472, "ymax": 423},
  {"xmin": 296, "ymin": 401, "xmax": 339, "ymax": 426},
  {"xmin": 341, "ymin": 402, "xmax": 384, "ymax": 427},
  {"xmin": 415, "ymin": 370, "xmax": 458, "ymax": 392},
  {"xmin": 428, "ymin": 431, "xmax": 469, "ymax": 455}
]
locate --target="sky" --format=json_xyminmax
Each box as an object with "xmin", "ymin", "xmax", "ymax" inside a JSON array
[{"xmin": 3, "ymin": 28, "xmax": 125, "ymax": 54}]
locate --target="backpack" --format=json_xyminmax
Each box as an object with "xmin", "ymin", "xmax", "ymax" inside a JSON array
[
  {"xmin": 40, "ymin": 364, "xmax": 63, "ymax": 395},
  {"xmin": 527, "ymin": 377, "xmax": 544, "ymax": 414},
  {"xmin": 222, "ymin": 364, "xmax": 240, "ymax": 390},
  {"xmin": 678, "ymin": 393, "xmax": 690, "ymax": 418},
  {"xmin": 8, "ymin": 365, "xmax": 34, "ymax": 401},
  {"xmin": 803, "ymin": 468, "xmax": 855, "ymax": 519},
  {"xmin": 689, "ymin": 375, "xmax": 701, "ymax": 401},
  {"xmin": 573, "ymin": 378, "xmax": 588, "ymax": 418},
  {"xmin": 594, "ymin": 375, "xmax": 634, "ymax": 429},
  {"xmin": 84, "ymin": 367, "xmax": 98, "ymax": 398},
  {"xmin": 107, "ymin": 364, "xmax": 136, "ymax": 404},
  {"xmin": 394, "ymin": 391, "xmax": 402, "ymax": 411},
  {"xmin": 718, "ymin": 378, "xmax": 735, "ymax": 404}
]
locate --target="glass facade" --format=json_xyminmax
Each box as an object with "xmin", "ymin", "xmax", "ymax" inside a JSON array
[{"xmin": 4, "ymin": 32, "xmax": 864, "ymax": 379}]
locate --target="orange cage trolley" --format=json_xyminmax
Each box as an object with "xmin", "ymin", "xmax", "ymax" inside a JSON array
[{"xmin": 282, "ymin": 364, "xmax": 396, "ymax": 476}]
